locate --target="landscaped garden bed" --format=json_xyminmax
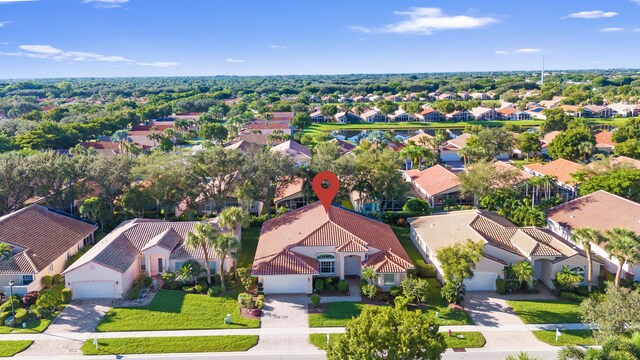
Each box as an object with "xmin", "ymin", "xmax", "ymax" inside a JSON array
[{"xmin": 81, "ymin": 335, "xmax": 258, "ymax": 355}]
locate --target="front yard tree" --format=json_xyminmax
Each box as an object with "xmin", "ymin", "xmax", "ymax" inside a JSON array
[
  {"xmin": 436, "ymin": 239, "xmax": 483, "ymax": 304},
  {"xmin": 211, "ymin": 233, "xmax": 240, "ymax": 291},
  {"xmin": 570, "ymin": 227, "xmax": 603, "ymax": 292},
  {"xmin": 327, "ymin": 306, "xmax": 446, "ymax": 360},
  {"xmin": 185, "ymin": 223, "xmax": 219, "ymax": 285},
  {"xmin": 581, "ymin": 284, "xmax": 640, "ymax": 341},
  {"xmin": 511, "ymin": 261, "xmax": 534, "ymax": 291},
  {"xmin": 604, "ymin": 227, "xmax": 640, "ymax": 287}
]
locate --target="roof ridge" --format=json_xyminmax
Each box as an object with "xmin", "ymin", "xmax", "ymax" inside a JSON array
[
  {"xmin": 0, "ymin": 204, "xmax": 43, "ymax": 224},
  {"xmin": 20, "ymin": 251, "xmax": 38, "ymax": 273}
]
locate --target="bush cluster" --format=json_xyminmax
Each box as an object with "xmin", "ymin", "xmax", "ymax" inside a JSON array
[{"xmin": 414, "ymin": 260, "xmax": 436, "ymax": 278}]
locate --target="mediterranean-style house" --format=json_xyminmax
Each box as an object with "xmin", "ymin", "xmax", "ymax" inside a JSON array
[
  {"xmin": 360, "ymin": 109, "xmax": 387, "ymax": 123},
  {"xmin": 523, "ymin": 158, "xmax": 584, "ymax": 201},
  {"xmin": 470, "ymin": 106, "xmax": 498, "ymax": 120},
  {"xmin": 274, "ymin": 178, "xmax": 307, "ymax": 210},
  {"xmin": 409, "ymin": 210, "xmax": 600, "ymax": 291},
  {"xmin": 440, "ymin": 133, "xmax": 471, "ymax": 162},
  {"xmin": 63, "ymin": 218, "xmax": 236, "ymax": 299},
  {"xmin": 594, "ymin": 130, "xmax": 615, "ymax": 154},
  {"xmin": 310, "ymin": 110, "xmax": 331, "ymax": 123},
  {"xmin": 0, "ymin": 205, "xmax": 97, "ymax": 295},
  {"xmin": 269, "ymin": 140, "xmax": 312, "ymax": 167},
  {"xmin": 404, "ymin": 165, "xmax": 466, "ymax": 209},
  {"xmin": 252, "ymin": 202, "xmax": 413, "ymax": 294},
  {"xmin": 416, "ymin": 108, "xmax": 444, "ymax": 122},
  {"xmin": 546, "ymin": 190, "xmax": 640, "ymax": 281}
]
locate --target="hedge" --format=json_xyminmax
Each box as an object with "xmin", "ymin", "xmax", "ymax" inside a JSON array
[
  {"xmin": 61, "ymin": 288, "xmax": 72, "ymax": 304},
  {"xmin": 14, "ymin": 308, "xmax": 27, "ymax": 325},
  {"xmin": 496, "ymin": 279, "xmax": 506, "ymax": 295},
  {"xmin": 415, "ymin": 260, "xmax": 436, "ymax": 278},
  {"xmin": 560, "ymin": 292, "xmax": 585, "ymax": 303}
]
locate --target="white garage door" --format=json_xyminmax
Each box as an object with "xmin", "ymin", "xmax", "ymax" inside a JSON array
[
  {"xmin": 464, "ymin": 272, "xmax": 497, "ymax": 291},
  {"xmin": 262, "ymin": 275, "xmax": 309, "ymax": 294},
  {"xmin": 73, "ymin": 281, "xmax": 117, "ymax": 299}
]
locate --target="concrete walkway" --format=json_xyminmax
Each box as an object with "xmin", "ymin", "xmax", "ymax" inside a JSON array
[
  {"xmin": 16, "ymin": 300, "xmax": 112, "ymax": 357},
  {"xmin": 322, "ymin": 278, "xmax": 361, "ymax": 303},
  {"xmin": 249, "ymin": 295, "xmax": 316, "ymax": 352}
]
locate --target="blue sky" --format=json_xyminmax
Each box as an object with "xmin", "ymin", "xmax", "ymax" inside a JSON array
[{"xmin": 1, "ymin": 0, "xmax": 640, "ymax": 78}]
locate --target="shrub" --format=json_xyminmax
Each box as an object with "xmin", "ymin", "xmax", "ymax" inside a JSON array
[
  {"xmin": 496, "ymin": 279, "xmax": 506, "ymax": 295},
  {"xmin": 22, "ymin": 292, "xmax": 39, "ymax": 306},
  {"xmin": 0, "ymin": 312, "xmax": 10, "ymax": 323},
  {"xmin": 251, "ymin": 309, "xmax": 262, "ymax": 317},
  {"xmin": 0, "ymin": 298, "xmax": 20, "ymax": 313},
  {"xmin": 560, "ymin": 292, "xmax": 585, "ymax": 303},
  {"xmin": 207, "ymin": 286, "xmax": 221, "ymax": 297},
  {"xmin": 237, "ymin": 293, "xmax": 254, "ymax": 309},
  {"xmin": 129, "ymin": 285, "xmax": 141, "ymax": 300},
  {"xmin": 338, "ymin": 280, "xmax": 349, "ymax": 293},
  {"xmin": 381, "ymin": 211, "xmax": 414, "ymax": 226},
  {"xmin": 554, "ymin": 266, "xmax": 584, "ymax": 292},
  {"xmin": 255, "ymin": 294, "xmax": 264, "ymax": 309},
  {"xmin": 326, "ymin": 284, "xmax": 336, "ymax": 292},
  {"xmin": 237, "ymin": 268, "xmax": 256, "ymax": 292},
  {"xmin": 13, "ymin": 308, "xmax": 27, "ymax": 326},
  {"xmin": 61, "ymin": 288, "xmax": 72, "ymax": 304},
  {"xmin": 194, "ymin": 283, "xmax": 208, "ymax": 294},
  {"xmin": 41, "ymin": 275, "xmax": 53, "ymax": 289},
  {"xmin": 361, "ymin": 284, "xmax": 378, "ymax": 300},
  {"xmin": 442, "ymin": 281, "xmax": 466, "ymax": 305},
  {"xmin": 389, "ymin": 286, "xmax": 402, "ymax": 297},
  {"xmin": 314, "ymin": 279, "xmax": 325, "ymax": 293},
  {"xmin": 394, "ymin": 295, "xmax": 409, "ymax": 310},
  {"xmin": 182, "ymin": 286, "xmax": 195, "ymax": 293},
  {"xmin": 52, "ymin": 274, "xmax": 64, "ymax": 286},
  {"xmin": 374, "ymin": 292, "xmax": 392, "ymax": 303},
  {"xmin": 358, "ymin": 279, "xmax": 368, "ymax": 289},
  {"xmin": 143, "ymin": 276, "xmax": 153, "ymax": 288},
  {"xmin": 31, "ymin": 305, "xmax": 52, "ymax": 319},
  {"xmin": 401, "ymin": 277, "xmax": 430, "ymax": 304},
  {"xmin": 415, "ymin": 260, "xmax": 436, "ymax": 278},
  {"xmin": 402, "ymin": 198, "xmax": 431, "ymax": 215},
  {"xmin": 250, "ymin": 214, "xmax": 268, "ymax": 226},
  {"xmin": 310, "ymin": 294, "xmax": 321, "ymax": 308},
  {"xmin": 161, "ymin": 272, "xmax": 176, "ymax": 283}
]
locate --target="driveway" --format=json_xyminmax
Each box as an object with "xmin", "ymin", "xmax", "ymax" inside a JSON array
[
  {"xmin": 17, "ymin": 299, "xmax": 112, "ymax": 357},
  {"xmin": 250, "ymin": 295, "xmax": 318, "ymax": 352},
  {"xmin": 463, "ymin": 292, "xmax": 552, "ymax": 350}
]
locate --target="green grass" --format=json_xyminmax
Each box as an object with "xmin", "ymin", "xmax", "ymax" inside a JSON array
[
  {"xmin": 238, "ymin": 225, "xmax": 261, "ymax": 268},
  {"xmin": 309, "ymin": 332, "xmax": 485, "ymax": 350},
  {"xmin": 507, "ymin": 300, "xmax": 582, "ymax": 324},
  {"xmin": 532, "ymin": 330, "xmax": 595, "ymax": 346},
  {"xmin": 0, "ymin": 341, "xmax": 33, "ymax": 356},
  {"xmin": 96, "ymin": 290, "xmax": 260, "ymax": 332},
  {"xmin": 0, "ymin": 306, "xmax": 64, "ymax": 334},
  {"xmin": 391, "ymin": 225, "xmax": 423, "ymax": 266},
  {"xmin": 340, "ymin": 199, "xmax": 354, "ymax": 210},
  {"xmin": 81, "ymin": 336, "xmax": 258, "ymax": 355},
  {"xmin": 309, "ymin": 302, "xmax": 366, "ymax": 327}
]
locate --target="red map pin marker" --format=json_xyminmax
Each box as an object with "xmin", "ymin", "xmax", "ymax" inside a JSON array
[{"xmin": 312, "ymin": 171, "xmax": 340, "ymax": 214}]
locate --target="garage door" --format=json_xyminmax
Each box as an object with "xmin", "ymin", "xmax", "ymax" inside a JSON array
[
  {"xmin": 262, "ymin": 275, "xmax": 309, "ymax": 294},
  {"xmin": 73, "ymin": 281, "xmax": 117, "ymax": 299},
  {"xmin": 464, "ymin": 272, "xmax": 497, "ymax": 291}
]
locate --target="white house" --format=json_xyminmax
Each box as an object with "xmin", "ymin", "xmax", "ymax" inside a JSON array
[
  {"xmin": 470, "ymin": 107, "xmax": 498, "ymax": 120},
  {"xmin": 360, "ymin": 109, "xmax": 387, "ymax": 123},
  {"xmin": 440, "ymin": 133, "xmax": 471, "ymax": 162},
  {"xmin": 252, "ymin": 203, "xmax": 413, "ymax": 294},
  {"xmin": 410, "ymin": 210, "xmax": 599, "ymax": 291},
  {"xmin": 62, "ymin": 219, "xmax": 235, "ymax": 299},
  {"xmin": 389, "ymin": 109, "xmax": 416, "ymax": 122}
]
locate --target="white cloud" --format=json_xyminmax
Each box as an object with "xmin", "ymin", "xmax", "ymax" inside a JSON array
[
  {"xmin": 84, "ymin": 0, "xmax": 128, "ymax": 9},
  {"xmin": 137, "ymin": 61, "xmax": 179, "ymax": 68},
  {"xmin": 494, "ymin": 50, "xmax": 508, "ymax": 55},
  {"xmin": 270, "ymin": 45, "xmax": 287, "ymax": 49},
  {"xmin": 349, "ymin": 7, "xmax": 497, "ymax": 35},
  {"xmin": 600, "ymin": 27, "xmax": 624, "ymax": 32},
  {"xmin": 634, "ymin": 28, "xmax": 640, "ymax": 32},
  {"xmin": 516, "ymin": 48, "xmax": 541, "ymax": 53},
  {"xmin": 564, "ymin": 10, "xmax": 618, "ymax": 19},
  {"xmin": 226, "ymin": 58, "xmax": 245, "ymax": 63},
  {"xmin": 631, "ymin": 0, "xmax": 640, "ymax": 4},
  {"xmin": 0, "ymin": 44, "xmax": 175, "ymax": 67}
]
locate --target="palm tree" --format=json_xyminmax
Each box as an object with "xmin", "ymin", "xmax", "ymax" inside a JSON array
[
  {"xmin": 210, "ymin": 233, "xmax": 240, "ymax": 291},
  {"xmin": 184, "ymin": 223, "xmax": 219, "ymax": 285},
  {"xmin": 361, "ymin": 266, "xmax": 377, "ymax": 285},
  {"xmin": 110, "ymin": 130, "xmax": 131, "ymax": 154},
  {"xmin": 571, "ymin": 227, "xmax": 603, "ymax": 292},
  {"xmin": 147, "ymin": 133, "xmax": 163, "ymax": 147},
  {"xmin": 0, "ymin": 243, "xmax": 12, "ymax": 262},
  {"xmin": 511, "ymin": 261, "xmax": 534, "ymax": 291},
  {"xmin": 506, "ymin": 353, "xmax": 540, "ymax": 360},
  {"xmin": 604, "ymin": 227, "xmax": 640, "ymax": 287},
  {"xmin": 559, "ymin": 332, "xmax": 640, "ymax": 360},
  {"xmin": 526, "ymin": 176, "xmax": 545, "ymax": 208},
  {"xmin": 218, "ymin": 206, "xmax": 249, "ymax": 275},
  {"xmin": 578, "ymin": 141, "xmax": 595, "ymax": 162},
  {"xmin": 176, "ymin": 260, "xmax": 206, "ymax": 283}
]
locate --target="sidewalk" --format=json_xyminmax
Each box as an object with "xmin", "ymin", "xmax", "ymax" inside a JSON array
[{"xmin": 0, "ymin": 323, "xmax": 590, "ymax": 342}]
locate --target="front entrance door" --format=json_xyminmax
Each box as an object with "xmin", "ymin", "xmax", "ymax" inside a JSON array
[
  {"xmin": 157, "ymin": 258, "xmax": 163, "ymax": 273},
  {"xmin": 344, "ymin": 255, "xmax": 361, "ymax": 276}
]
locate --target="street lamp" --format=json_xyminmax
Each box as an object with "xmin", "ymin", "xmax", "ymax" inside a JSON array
[{"xmin": 8, "ymin": 280, "xmax": 15, "ymax": 327}]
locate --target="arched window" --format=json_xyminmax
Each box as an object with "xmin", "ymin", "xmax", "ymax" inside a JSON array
[
  {"xmin": 570, "ymin": 266, "xmax": 585, "ymax": 278},
  {"xmin": 317, "ymin": 254, "xmax": 336, "ymax": 275}
]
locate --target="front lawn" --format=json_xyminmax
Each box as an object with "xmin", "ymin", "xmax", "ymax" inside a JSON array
[
  {"xmin": 0, "ymin": 307, "xmax": 63, "ymax": 334},
  {"xmin": 309, "ymin": 332, "xmax": 485, "ymax": 350},
  {"xmin": 81, "ymin": 336, "xmax": 258, "ymax": 355},
  {"xmin": 506, "ymin": 300, "xmax": 582, "ymax": 324},
  {"xmin": 96, "ymin": 290, "xmax": 260, "ymax": 332},
  {"xmin": 0, "ymin": 341, "xmax": 33, "ymax": 356},
  {"xmin": 238, "ymin": 225, "xmax": 260, "ymax": 268},
  {"xmin": 532, "ymin": 330, "xmax": 595, "ymax": 346}
]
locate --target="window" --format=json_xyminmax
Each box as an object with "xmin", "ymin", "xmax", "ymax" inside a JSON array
[
  {"xmin": 204, "ymin": 203, "xmax": 212, "ymax": 213},
  {"xmin": 208, "ymin": 262, "xmax": 217, "ymax": 275},
  {"xmin": 140, "ymin": 257, "xmax": 146, "ymax": 271},
  {"xmin": 22, "ymin": 275, "xmax": 33, "ymax": 286},
  {"xmin": 383, "ymin": 274, "xmax": 395, "ymax": 286},
  {"xmin": 317, "ymin": 254, "xmax": 336, "ymax": 275},
  {"xmin": 49, "ymin": 264, "xmax": 53, "ymax": 271},
  {"xmin": 570, "ymin": 266, "xmax": 585, "ymax": 277}
]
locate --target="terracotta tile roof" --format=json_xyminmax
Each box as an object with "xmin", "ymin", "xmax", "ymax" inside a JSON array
[
  {"xmin": 524, "ymin": 159, "xmax": 584, "ymax": 184},
  {"xmin": 269, "ymin": 112, "xmax": 295, "ymax": 121},
  {"xmin": 610, "ymin": 156, "xmax": 640, "ymax": 169},
  {"xmin": 497, "ymin": 107, "xmax": 519, "ymax": 115},
  {"xmin": 224, "ymin": 139, "xmax": 261, "ymax": 153},
  {"xmin": 253, "ymin": 203, "xmax": 411, "ymax": 275},
  {"xmin": 541, "ymin": 131, "xmax": 561, "ymax": 144},
  {"xmin": 247, "ymin": 123, "xmax": 290, "ymax": 130},
  {"xmin": 0, "ymin": 205, "xmax": 97, "ymax": 274},
  {"xmin": 80, "ymin": 141, "xmax": 119, "ymax": 151},
  {"xmin": 420, "ymin": 108, "xmax": 437, "ymax": 115},
  {"xmin": 364, "ymin": 249, "xmax": 413, "ymax": 273},
  {"xmin": 131, "ymin": 123, "xmax": 174, "ymax": 132},
  {"xmin": 410, "ymin": 210, "xmax": 583, "ymax": 261},
  {"xmin": 546, "ymin": 190, "xmax": 640, "ymax": 235},
  {"xmin": 594, "ymin": 130, "xmax": 615, "ymax": 147},
  {"xmin": 236, "ymin": 134, "xmax": 285, "ymax": 146},
  {"xmin": 446, "ymin": 133, "xmax": 471, "ymax": 149},
  {"xmin": 64, "ymin": 218, "xmax": 230, "ymax": 274},
  {"xmin": 274, "ymin": 178, "xmax": 305, "ymax": 203},
  {"xmin": 492, "ymin": 161, "xmax": 533, "ymax": 184},
  {"xmin": 270, "ymin": 140, "xmax": 312, "ymax": 158},
  {"xmin": 409, "ymin": 165, "xmax": 461, "ymax": 198},
  {"xmin": 405, "ymin": 132, "xmax": 434, "ymax": 146}
]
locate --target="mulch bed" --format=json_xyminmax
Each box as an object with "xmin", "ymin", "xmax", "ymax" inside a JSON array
[
  {"xmin": 307, "ymin": 303, "xmax": 327, "ymax": 314},
  {"xmin": 241, "ymin": 308, "xmax": 261, "ymax": 319},
  {"xmin": 448, "ymin": 303, "xmax": 465, "ymax": 310}
]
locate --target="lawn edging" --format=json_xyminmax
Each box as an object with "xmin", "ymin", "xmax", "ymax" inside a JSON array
[
  {"xmin": 81, "ymin": 335, "xmax": 258, "ymax": 355},
  {"xmin": 532, "ymin": 329, "xmax": 595, "ymax": 346}
]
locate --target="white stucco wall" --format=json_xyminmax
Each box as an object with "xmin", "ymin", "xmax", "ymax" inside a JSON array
[{"xmin": 64, "ymin": 262, "xmax": 125, "ymax": 298}]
